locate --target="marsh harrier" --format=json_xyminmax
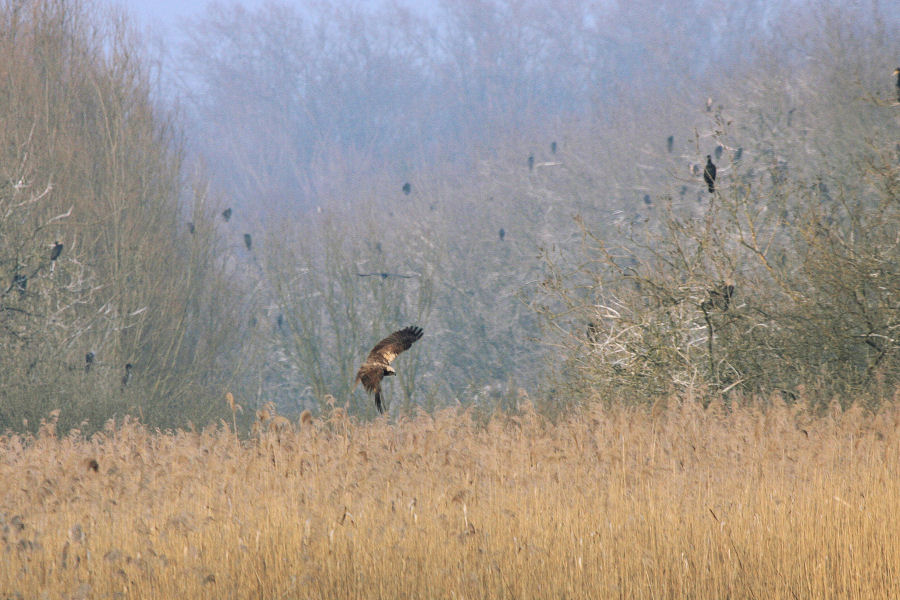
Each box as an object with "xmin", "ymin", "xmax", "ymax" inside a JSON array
[{"xmin": 355, "ymin": 326, "xmax": 423, "ymax": 414}]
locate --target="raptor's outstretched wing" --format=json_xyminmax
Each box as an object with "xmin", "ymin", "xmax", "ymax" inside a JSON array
[{"xmin": 366, "ymin": 326, "xmax": 423, "ymax": 365}]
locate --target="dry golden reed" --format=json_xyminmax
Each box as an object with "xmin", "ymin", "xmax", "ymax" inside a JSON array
[{"xmin": 2, "ymin": 399, "xmax": 900, "ymax": 599}]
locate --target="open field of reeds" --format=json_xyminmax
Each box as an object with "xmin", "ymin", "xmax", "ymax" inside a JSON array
[{"xmin": 2, "ymin": 397, "xmax": 900, "ymax": 599}]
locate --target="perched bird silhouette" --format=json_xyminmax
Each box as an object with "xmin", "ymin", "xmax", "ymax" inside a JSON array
[
  {"xmin": 121, "ymin": 363, "xmax": 133, "ymax": 390},
  {"xmin": 702, "ymin": 284, "xmax": 735, "ymax": 312},
  {"xmin": 666, "ymin": 135, "xmax": 674, "ymax": 153},
  {"xmin": 703, "ymin": 155, "xmax": 717, "ymax": 193},
  {"xmin": 244, "ymin": 233, "xmax": 252, "ymax": 250},
  {"xmin": 85, "ymin": 352, "xmax": 94, "ymax": 373},
  {"xmin": 894, "ymin": 67, "xmax": 900, "ymax": 102},
  {"xmin": 355, "ymin": 326, "xmax": 423, "ymax": 414},
  {"xmin": 714, "ymin": 144, "xmax": 724, "ymax": 160},
  {"xmin": 12, "ymin": 273, "xmax": 27, "ymax": 297},
  {"xmin": 734, "ymin": 147, "xmax": 743, "ymax": 162},
  {"xmin": 551, "ymin": 141, "xmax": 557, "ymax": 154},
  {"xmin": 527, "ymin": 154, "xmax": 534, "ymax": 171},
  {"xmin": 222, "ymin": 208, "xmax": 232, "ymax": 222},
  {"xmin": 402, "ymin": 182, "xmax": 411, "ymax": 195},
  {"xmin": 50, "ymin": 241, "xmax": 63, "ymax": 261},
  {"xmin": 187, "ymin": 222, "xmax": 195, "ymax": 234},
  {"xmin": 498, "ymin": 228, "xmax": 505, "ymax": 241},
  {"xmin": 643, "ymin": 194, "xmax": 652, "ymax": 206}
]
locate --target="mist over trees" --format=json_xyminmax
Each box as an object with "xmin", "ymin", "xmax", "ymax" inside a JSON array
[
  {"xmin": 0, "ymin": 0, "xmax": 897, "ymax": 431},
  {"xmin": 177, "ymin": 0, "xmax": 898, "ymax": 415},
  {"xmin": 178, "ymin": 0, "xmax": 794, "ymax": 215}
]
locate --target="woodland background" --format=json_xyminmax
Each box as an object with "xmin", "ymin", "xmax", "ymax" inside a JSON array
[{"xmin": 1, "ymin": 0, "xmax": 898, "ymax": 432}]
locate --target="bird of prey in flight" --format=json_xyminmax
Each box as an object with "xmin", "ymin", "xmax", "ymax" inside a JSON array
[
  {"xmin": 357, "ymin": 271, "xmax": 418, "ymax": 280},
  {"xmin": 355, "ymin": 326, "xmax": 423, "ymax": 414}
]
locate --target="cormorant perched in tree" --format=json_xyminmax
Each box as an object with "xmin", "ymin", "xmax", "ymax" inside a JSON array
[
  {"xmin": 50, "ymin": 241, "xmax": 63, "ymax": 261},
  {"xmin": 244, "ymin": 233, "xmax": 252, "ymax": 250},
  {"xmin": 643, "ymin": 194, "xmax": 652, "ymax": 206},
  {"xmin": 894, "ymin": 67, "xmax": 900, "ymax": 102},
  {"xmin": 12, "ymin": 273, "xmax": 26, "ymax": 297},
  {"xmin": 276, "ymin": 314, "xmax": 284, "ymax": 331},
  {"xmin": 85, "ymin": 352, "xmax": 94, "ymax": 373},
  {"xmin": 702, "ymin": 284, "xmax": 735, "ymax": 312},
  {"xmin": 527, "ymin": 154, "xmax": 534, "ymax": 171},
  {"xmin": 187, "ymin": 222, "xmax": 195, "ymax": 234},
  {"xmin": 121, "ymin": 363, "xmax": 133, "ymax": 389},
  {"xmin": 666, "ymin": 135, "xmax": 674, "ymax": 153},
  {"xmin": 703, "ymin": 155, "xmax": 717, "ymax": 193},
  {"xmin": 498, "ymin": 228, "xmax": 505, "ymax": 241},
  {"xmin": 222, "ymin": 208, "xmax": 232, "ymax": 222},
  {"xmin": 714, "ymin": 144, "xmax": 724, "ymax": 160},
  {"xmin": 734, "ymin": 147, "xmax": 743, "ymax": 162},
  {"xmin": 551, "ymin": 141, "xmax": 557, "ymax": 154},
  {"xmin": 402, "ymin": 182, "xmax": 411, "ymax": 195}
]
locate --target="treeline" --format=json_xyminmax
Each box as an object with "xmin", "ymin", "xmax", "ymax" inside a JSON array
[
  {"xmin": 207, "ymin": 1, "xmax": 899, "ymax": 415},
  {"xmin": 0, "ymin": 0, "xmax": 897, "ymax": 433},
  {"xmin": 535, "ymin": 12, "xmax": 900, "ymax": 405},
  {"xmin": 0, "ymin": 0, "xmax": 250, "ymax": 432}
]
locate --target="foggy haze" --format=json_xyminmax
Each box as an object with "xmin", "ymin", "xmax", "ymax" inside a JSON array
[{"xmin": 2, "ymin": 0, "xmax": 896, "ymax": 429}]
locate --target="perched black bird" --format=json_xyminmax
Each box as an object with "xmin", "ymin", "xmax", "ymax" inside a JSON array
[
  {"xmin": 703, "ymin": 155, "xmax": 717, "ymax": 193},
  {"xmin": 586, "ymin": 321, "xmax": 600, "ymax": 344},
  {"xmin": 714, "ymin": 144, "xmax": 724, "ymax": 160},
  {"xmin": 527, "ymin": 154, "xmax": 534, "ymax": 171},
  {"xmin": 187, "ymin": 222, "xmax": 195, "ymax": 234},
  {"xmin": 121, "ymin": 363, "xmax": 133, "ymax": 389},
  {"xmin": 276, "ymin": 314, "xmax": 284, "ymax": 331},
  {"xmin": 894, "ymin": 67, "xmax": 900, "ymax": 102},
  {"xmin": 498, "ymin": 228, "xmax": 505, "ymax": 241},
  {"xmin": 402, "ymin": 182, "xmax": 411, "ymax": 195},
  {"xmin": 244, "ymin": 233, "xmax": 252, "ymax": 250},
  {"xmin": 222, "ymin": 208, "xmax": 232, "ymax": 222},
  {"xmin": 666, "ymin": 135, "xmax": 674, "ymax": 153},
  {"xmin": 734, "ymin": 147, "xmax": 743, "ymax": 162},
  {"xmin": 679, "ymin": 185, "xmax": 687, "ymax": 197},
  {"xmin": 643, "ymin": 194, "xmax": 652, "ymax": 206},
  {"xmin": 50, "ymin": 241, "xmax": 63, "ymax": 261},
  {"xmin": 702, "ymin": 284, "xmax": 735, "ymax": 312},
  {"xmin": 551, "ymin": 141, "xmax": 557, "ymax": 154},
  {"xmin": 12, "ymin": 273, "xmax": 27, "ymax": 297},
  {"xmin": 85, "ymin": 352, "xmax": 94, "ymax": 374}
]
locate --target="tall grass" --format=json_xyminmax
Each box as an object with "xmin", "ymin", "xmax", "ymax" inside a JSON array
[{"xmin": 2, "ymin": 397, "xmax": 900, "ymax": 598}]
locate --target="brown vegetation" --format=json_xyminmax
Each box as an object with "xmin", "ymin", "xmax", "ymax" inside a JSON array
[{"xmin": 3, "ymin": 399, "xmax": 900, "ymax": 598}]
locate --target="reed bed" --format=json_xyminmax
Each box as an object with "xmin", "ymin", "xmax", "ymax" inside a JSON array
[{"xmin": 2, "ymin": 398, "xmax": 900, "ymax": 599}]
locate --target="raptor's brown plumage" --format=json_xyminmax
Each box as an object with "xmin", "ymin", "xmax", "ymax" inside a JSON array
[{"xmin": 355, "ymin": 326, "xmax": 423, "ymax": 414}]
